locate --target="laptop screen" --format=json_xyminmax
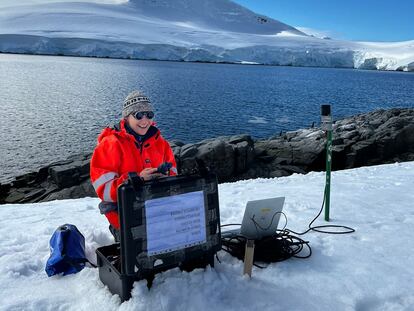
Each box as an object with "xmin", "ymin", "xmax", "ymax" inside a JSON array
[{"xmin": 241, "ymin": 197, "xmax": 285, "ymax": 239}]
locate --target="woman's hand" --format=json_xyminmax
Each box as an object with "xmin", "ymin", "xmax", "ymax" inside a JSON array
[{"xmin": 139, "ymin": 167, "xmax": 163, "ymax": 181}]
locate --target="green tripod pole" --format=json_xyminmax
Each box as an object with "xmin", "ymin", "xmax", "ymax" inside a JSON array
[
  {"xmin": 324, "ymin": 129, "xmax": 332, "ymax": 221},
  {"xmin": 321, "ymin": 104, "xmax": 333, "ymax": 222}
]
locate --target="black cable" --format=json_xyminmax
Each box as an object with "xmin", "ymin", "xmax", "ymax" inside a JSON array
[
  {"xmin": 221, "ymin": 208, "xmax": 310, "ymax": 265},
  {"xmin": 250, "ymin": 211, "xmax": 287, "ymax": 235},
  {"xmin": 221, "ymin": 213, "xmax": 310, "ymax": 265},
  {"xmin": 286, "ymin": 185, "xmax": 355, "ymax": 235},
  {"xmin": 220, "ymin": 223, "xmax": 242, "ymax": 228},
  {"xmin": 215, "ymin": 253, "xmax": 222, "ymax": 264},
  {"xmin": 221, "ymin": 230, "xmax": 311, "ymax": 267},
  {"xmin": 220, "ymin": 185, "xmax": 354, "ymax": 266}
]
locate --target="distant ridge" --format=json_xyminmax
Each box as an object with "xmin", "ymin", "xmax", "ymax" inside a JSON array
[{"xmin": 0, "ymin": 0, "xmax": 413, "ymax": 70}]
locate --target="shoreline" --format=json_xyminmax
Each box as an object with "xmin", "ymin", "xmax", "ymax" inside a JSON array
[
  {"xmin": 1, "ymin": 108, "xmax": 413, "ymax": 204},
  {"xmin": 1, "ymin": 50, "xmax": 413, "ymax": 73}
]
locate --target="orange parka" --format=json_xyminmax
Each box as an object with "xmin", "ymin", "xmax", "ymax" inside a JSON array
[{"xmin": 90, "ymin": 119, "xmax": 177, "ymax": 229}]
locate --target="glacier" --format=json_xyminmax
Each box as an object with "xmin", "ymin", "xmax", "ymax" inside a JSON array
[{"xmin": 0, "ymin": 0, "xmax": 413, "ymax": 71}]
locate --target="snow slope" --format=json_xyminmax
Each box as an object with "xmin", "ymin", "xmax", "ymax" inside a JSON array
[
  {"xmin": 0, "ymin": 0, "xmax": 413, "ymax": 71},
  {"xmin": 1, "ymin": 161, "xmax": 413, "ymax": 310}
]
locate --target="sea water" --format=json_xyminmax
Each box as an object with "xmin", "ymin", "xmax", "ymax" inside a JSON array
[{"xmin": 0, "ymin": 53, "xmax": 413, "ymax": 182}]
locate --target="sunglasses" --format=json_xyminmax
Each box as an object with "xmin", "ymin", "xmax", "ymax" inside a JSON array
[{"xmin": 133, "ymin": 111, "xmax": 154, "ymax": 120}]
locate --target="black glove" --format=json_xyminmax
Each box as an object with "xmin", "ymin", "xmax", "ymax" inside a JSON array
[{"xmin": 157, "ymin": 162, "xmax": 173, "ymax": 175}]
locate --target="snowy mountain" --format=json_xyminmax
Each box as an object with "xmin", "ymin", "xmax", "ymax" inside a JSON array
[
  {"xmin": 1, "ymin": 161, "xmax": 414, "ymax": 310},
  {"xmin": 0, "ymin": 0, "xmax": 413, "ymax": 71}
]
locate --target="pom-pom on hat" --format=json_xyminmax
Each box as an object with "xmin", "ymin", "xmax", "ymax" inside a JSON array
[{"xmin": 122, "ymin": 90, "xmax": 154, "ymax": 118}]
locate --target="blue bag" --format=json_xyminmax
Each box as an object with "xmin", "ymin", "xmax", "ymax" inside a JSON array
[{"xmin": 45, "ymin": 224, "xmax": 91, "ymax": 276}]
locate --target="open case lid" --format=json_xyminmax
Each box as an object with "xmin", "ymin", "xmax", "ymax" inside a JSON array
[{"xmin": 117, "ymin": 173, "xmax": 221, "ymax": 277}]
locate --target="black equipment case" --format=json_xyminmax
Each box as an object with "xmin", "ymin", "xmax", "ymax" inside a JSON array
[{"xmin": 96, "ymin": 173, "xmax": 221, "ymax": 302}]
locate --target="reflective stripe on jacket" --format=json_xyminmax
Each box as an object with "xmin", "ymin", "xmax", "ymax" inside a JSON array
[{"xmin": 90, "ymin": 119, "xmax": 177, "ymax": 229}]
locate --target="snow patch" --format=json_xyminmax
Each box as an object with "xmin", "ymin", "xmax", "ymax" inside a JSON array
[
  {"xmin": 247, "ymin": 116, "xmax": 268, "ymax": 124},
  {"xmin": 1, "ymin": 162, "xmax": 414, "ymax": 309},
  {"xmin": 276, "ymin": 30, "xmax": 304, "ymax": 37}
]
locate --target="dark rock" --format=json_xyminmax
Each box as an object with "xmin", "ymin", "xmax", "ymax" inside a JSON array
[
  {"xmin": 48, "ymin": 159, "xmax": 74, "ymax": 167},
  {"xmin": 228, "ymin": 134, "xmax": 254, "ymax": 145},
  {"xmin": 259, "ymin": 129, "xmax": 325, "ymax": 169},
  {"xmin": 350, "ymin": 141, "xmax": 378, "ymax": 167},
  {"xmin": 178, "ymin": 135, "xmax": 254, "ymax": 181},
  {"xmin": 269, "ymin": 170, "xmax": 290, "ymax": 178},
  {"xmin": 256, "ymin": 155, "xmax": 275, "ymax": 163},
  {"xmin": 180, "ymin": 144, "xmax": 198, "ymax": 158},
  {"xmin": 45, "ymin": 179, "xmax": 96, "ymax": 201},
  {"xmin": 0, "ymin": 183, "xmax": 11, "ymax": 200},
  {"xmin": 46, "ymin": 156, "xmax": 90, "ymax": 189},
  {"xmin": 35, "ymin": 166, "xmax": 51, "ymax": 183},
  {"xmin": 23, "ymin": 189, "xmax": 46, "ymax": 202},
  {"xmin": 12, "ymin": 173, "xmax": 36, "ymax": 188},
  {"xmin": 78, "ymin": 160, "xmax": 91, "ymax": 177},
  {"xmin": 332, "ymin": 138, "xmax": 344, "ymax": 145},
  {"xmin": 49, "ymin": 164, "xmax": 81, "ymax": 188},
  {"xmin": 172, "ymin": 146, "xmax": 181, "ymax": 156},
  {"xmin": 196, "ymin": 139, "xmax": 235, "ymax": 179},
  {"xmin": 32, "ymin": 185, "xmax": 60, "ymax": 203},
  {"xmin": 342, "ymin": 130, "xmax": 358, "ymax": 141},
  {"xmin": 279, "ymin": 165, "xmax": 307, "ymax": 174},
  {"xmin": 169, "ymin": 139, "xmax": 185, "ymax": 147},
  {"xmin": 254, "ymin": 145, "xmax": 267, "ymax": 157},
  {"xmin": 233, "ymin": 140, "xmax": 255, "ymax": 174},
  {"xmin": 5, "ymin": 191, "xmax": 25, "ymax": 203}
]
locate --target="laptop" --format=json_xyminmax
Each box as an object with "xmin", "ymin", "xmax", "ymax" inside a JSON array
[{"xmin": 222, "ymin": 197, "xmax": 285, "ymax": 239}]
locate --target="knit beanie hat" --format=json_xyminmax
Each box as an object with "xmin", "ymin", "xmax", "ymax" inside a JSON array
[{"xmin": 122, "ymin": 90, "xmax": 154, "ymax": 118}]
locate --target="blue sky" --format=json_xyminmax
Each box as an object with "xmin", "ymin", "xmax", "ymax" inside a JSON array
[{"xmin": 233, "ymin": 0, "xmax": 414, "ymax": 42}]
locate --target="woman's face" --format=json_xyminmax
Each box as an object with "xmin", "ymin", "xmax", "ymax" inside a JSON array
[{"xmin": 126, "ymin": 112, "xmax": 154, "ymax": 135}]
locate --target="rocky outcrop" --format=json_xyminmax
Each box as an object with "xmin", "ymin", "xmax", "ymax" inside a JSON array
[
  {"xmin": 0, "ymin": 154, "xmax": 96, "ymax": 204},
  {"xmin": 173, "ymin": 134, "xmax": 255, "ymax": 180},
  {"xmin": 1, "ymin": 108, "xmax": 413, "ymax": 204},
  {"xmin": 0, "ymin": 135, "xmax": 255, "ymax": 204},
  {"xmin": 240, "ymin": 108, "xmax": 414, "ymax": 179}
]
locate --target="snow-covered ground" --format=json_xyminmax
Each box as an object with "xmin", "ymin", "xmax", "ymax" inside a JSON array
[
  {"xmin": 0, "ymin": 0, "xmax": 413, "ymax": 71},
  {"xmin": 1, "ymin": 161, "xmax": 413, "ymax": 310}
]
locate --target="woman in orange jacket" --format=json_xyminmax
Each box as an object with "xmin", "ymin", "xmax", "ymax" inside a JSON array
[{"xmin": 90, "ymin": 90, "xmax": 177, "ymax": 240}]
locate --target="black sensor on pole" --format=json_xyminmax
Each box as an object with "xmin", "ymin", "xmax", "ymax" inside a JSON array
[{"xmin": 321, "ymin": 104, "xmax": 332, "ymax": 221}]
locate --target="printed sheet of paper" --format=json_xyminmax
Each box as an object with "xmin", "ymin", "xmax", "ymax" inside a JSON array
[{"xmin": 145, "ymin": 190, "xmax": 207, "ymax": 256}]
